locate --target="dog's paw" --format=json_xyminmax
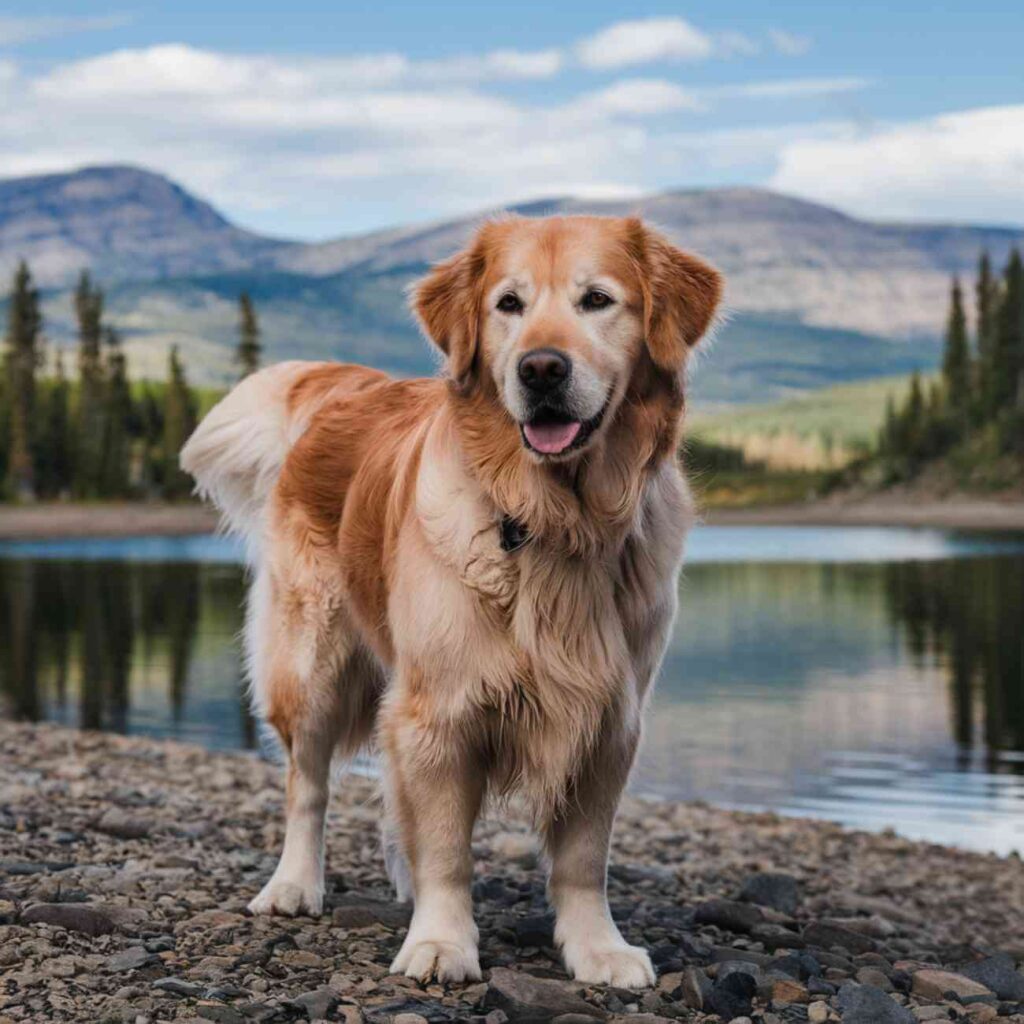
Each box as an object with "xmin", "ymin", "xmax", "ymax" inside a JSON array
[
  {"xmin": 390, "ymin": 939, "xmax": 481, "ymax": 984},
  {"xmin": 564, "ymin": 942, "xmax": 655, "ymax": 988},
  {"xmin": 248, "ymin": 876, "xmax": 324, "ymax": 917}
]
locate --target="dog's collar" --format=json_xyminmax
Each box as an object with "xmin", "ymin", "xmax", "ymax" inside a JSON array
[{"xmin": 499, "ymin": 515, "xmax": 530, "ymax": 554}]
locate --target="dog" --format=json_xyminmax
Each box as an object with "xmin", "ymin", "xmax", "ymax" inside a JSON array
[{"xmin": 180, "ymin": 214, "xmax": 721, "ymax": 988}]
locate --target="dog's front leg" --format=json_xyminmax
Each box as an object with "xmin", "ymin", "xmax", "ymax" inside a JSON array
[
  {"xmin": 382, "ymin": 691, "xmax": 484, "ymax": 984},
  {"xmin": 544, "ymin": 722, "xmax": 655, "ymax": 988}
]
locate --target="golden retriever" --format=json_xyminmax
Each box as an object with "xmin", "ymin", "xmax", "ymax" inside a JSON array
[{"xmin": 180, "ymin": 215, "xmax": 721, "ymax": 988}]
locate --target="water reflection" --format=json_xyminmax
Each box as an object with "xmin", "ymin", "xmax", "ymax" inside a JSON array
[
  {"xmin": 0, "ymin": 558, "xmax": 256, "ymax": 750},
  {"xmin": 885, "ymin": 558, "xmax": 1024, "ymax": 764},
  {"xmin": 0, "ymin": 530, "xmax": 1022, "ymax": 851}
]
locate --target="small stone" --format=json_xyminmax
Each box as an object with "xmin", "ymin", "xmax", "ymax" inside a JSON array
[
  {"xmin": 958, "ymin": 955, "xmax": 1024, "ymax": 1001},
  {"xmin": 291, "ymin": 987, "xmax": 338, "ymax": 1019},
  {"xmin": 771, "ymin": 977, "xmax": 809, "ymax": 1004},
  {"xmin": 965, "ymin": 1005, "xmax": 997, "ymax": 1022},
  {"xmin": 279, "ymin": 949, "xmax": 325, "ymax": 968},
  {"xmin": 802, "ymin": 921, "xmax": 877, "ymax": 956},
  {"xmin": 740, "ymin": 873, "xmax": 800, "ymax": 915},
  {"xmin": 330, "ymin": 895, "xmax": 411, "ymax": 930},
  {"xmin": 694, "ymin": 899, "xmax": 764, "ymax": 934},
  {"xmin": 106, "ymin": 947, "xmax": 157, "ymax": 972},
  {"xmin": 393, "ymin": 1015, "xmax": 430, "ymax": 1024},
  {"xmin": 95, "ymin": 808, "xmax": 151, "ymax": 840},
  {"xmin": 196, "ymin": 1002, "xmax": 244, "ymax": 1024},
  {"xmin": 912, "ymin": 1006, "xmax": 950, "ymax": 1022},
  {"xmin": 21, "ymin": 903, "xmax": 117, "ymax": 937},
  {"xmin": 151, "ymin": 978, "xmax": 204, "ymax": 997},
  {"xmin": 484, "ymin": 967, "xmax": 605, "ymax": 1022},
  {"xmin": 857, "ymin": 966, "xmax": 894, "ymax": 991},
  {"xmin": 680, "ymin": 966, "xmax": 711, "ymax": 1009},
  {"xmin": 837, "ymin": 983, "xmax": 915, "ymax": 1024},
  {"xmin": 911, "ymin": 968, "xmax": 993, "ymax": 1001},
  {"xmin": 705, "ymin": 972, "xmax": 756, "ymax": 1020},
  {"xmin": 808, "ymin": 1000, "xmax": 829, "ymax": 1023}
]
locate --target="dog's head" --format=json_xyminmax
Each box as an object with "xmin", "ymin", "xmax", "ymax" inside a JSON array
[{"xmin": 413, "ymin": 216, "xmax": 721, "ymax": 461}]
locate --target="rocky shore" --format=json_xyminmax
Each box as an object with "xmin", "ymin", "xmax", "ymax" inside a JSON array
[{"xmin": 2, "ymin": 722, "xmax": 1024, "ymax": 1024}]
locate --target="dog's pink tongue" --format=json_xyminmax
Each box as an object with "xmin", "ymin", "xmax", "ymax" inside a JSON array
[{"xmin": 524, "ymin": 420, "xmax": 581, "ymax": 454}]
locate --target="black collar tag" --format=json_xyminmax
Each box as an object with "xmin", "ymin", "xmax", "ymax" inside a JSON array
[{"xmin": 500, "ymin": 515, "xmax": 530, "ymax": 554}]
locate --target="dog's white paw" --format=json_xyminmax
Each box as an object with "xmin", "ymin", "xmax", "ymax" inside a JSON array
[
  {"xmin": 390, "ymin": 939, "xmax": 481, "ymax": 984},
  {"xmin": 563, "ymin": 942, "xmax": 655, "ymax": 988},
  {"xmin": 248, "ymin": 875, "xmax": 324, "ymax": 917}
]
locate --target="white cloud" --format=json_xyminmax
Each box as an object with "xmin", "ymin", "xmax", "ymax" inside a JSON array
[
  {"xmin": 713, "ymin": 77, "xmax": 870, "ymax": 100},
  {"xmin": 575, "ymin": 18, "xmax": 714, "ymax": 70},
  {"xmin": 565, "ymin": 79, "xmax": 702, "ymax": 119},
  {"xmin": 768, "ymin": 29, "xmax": 812, "ymax": 56},
  {"xmin": 414, "ymin": 49, "xmax": 562, "ymax": 82},
  {"xmin": 716, "ymin": 31, "xmax": 761, "ymax": 57},
  {"xmin": 770, "ymin": 104, "xmax": 1024, "ymax": 224},
  {"xmin": 0, "ymin": 14, "xmax": 132, "ymax": 46}
]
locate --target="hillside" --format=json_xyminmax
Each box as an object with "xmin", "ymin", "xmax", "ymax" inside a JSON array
[{"xmin": 1, "ymin": 164, "xmax": 1019, "ymax": 400}]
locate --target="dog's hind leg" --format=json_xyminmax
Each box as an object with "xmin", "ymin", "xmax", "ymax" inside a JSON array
[{"xmin": 246, "ymin": 564, "xmax": 379, "ymax": 917}]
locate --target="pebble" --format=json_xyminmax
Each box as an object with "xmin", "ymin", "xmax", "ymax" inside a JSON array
[
  {"xmin": 4, "ymin": 720, "xmax": 1024, "ymax": 1024},
  {"xmin": 739, "ymin": 872, "xmax": 800, "ymax": 915}
]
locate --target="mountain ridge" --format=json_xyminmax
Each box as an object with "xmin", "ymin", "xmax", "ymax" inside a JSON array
[{"xmin": 0, "ymin": 164, "xmax": 1017, "ymax": 403}]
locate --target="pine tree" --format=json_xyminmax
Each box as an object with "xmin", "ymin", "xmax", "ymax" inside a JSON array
[
  {"xmin": 975, "ymin": 251, "xmax": 1000, "ymax": 419},
  {"xmin": 236, "ymin": 292, "xmax": 261, "ymax": 378},
  {"xmin": 133, "ymin": 384, "xmax": 163, "ymax": 495},
  {"xmin": 101, "ymin": 328, "xmax": 133, "ymax": 496},
  {"xmin": 993, "ymin": 249, "xmax": 1024, "ymax": 413},
  {"xmin": 73, "ymin": 271, "xmax": 107, "ymax": 498},
  {"xmin": 4, "ymin": 262, "xmax": 43, "ymax": 499},
  {"xmin": 942, "ymin": 277, "xmax": 970, "ymax": 424},
  {"xmin": 904, "ymin": 372, "xmax": 926, "ymax": 461},
  {"xmin": 37, "ymin": 350, "xmax": 72, "ymax": 498},
  {"xmin": 161, "ymin": 346, "xmax": 197, "ymax": 499}
]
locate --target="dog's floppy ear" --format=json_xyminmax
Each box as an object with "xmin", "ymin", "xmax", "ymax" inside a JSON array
[
  {"xmin": 412, "ymin": 239, "xmax": 487, "ymax": 391},
  {"xmin": 630, "ymin": 220, "xmax": 723, "ymax": 374}
]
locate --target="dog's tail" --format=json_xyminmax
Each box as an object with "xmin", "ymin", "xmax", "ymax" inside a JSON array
[{"xmin": 180, "ymin": 361, "xmax": 332, "ymax": 552}]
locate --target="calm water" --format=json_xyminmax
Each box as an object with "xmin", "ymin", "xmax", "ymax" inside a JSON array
[{"xmin": 1, "ymin": 526, "xmax": 1023, "ymax": 855}]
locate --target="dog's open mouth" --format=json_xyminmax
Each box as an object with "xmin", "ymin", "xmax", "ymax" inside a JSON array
[{"xmin": 521, "ymin": 405, "xmax": 606, "ymax": 456}]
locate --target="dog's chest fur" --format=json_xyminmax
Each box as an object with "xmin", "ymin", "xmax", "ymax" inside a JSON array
[{"xmin": 392, "ymin": 426, "xmax": 681, "ymax": 809}]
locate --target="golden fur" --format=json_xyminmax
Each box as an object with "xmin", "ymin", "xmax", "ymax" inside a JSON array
[{"xmin": 180, "ymin": 215, "xmax": 722, "ymax": 987}]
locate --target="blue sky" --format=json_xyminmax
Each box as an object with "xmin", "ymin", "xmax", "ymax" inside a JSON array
[{"xmin": 1, "ymin": 3, "xmax": 1022, "ymax": 237}]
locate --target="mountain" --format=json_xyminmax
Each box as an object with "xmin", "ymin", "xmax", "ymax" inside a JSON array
[
  {"xmin": 1, "ymin": 165, "xmax": 1022, "ymax": 403},
  {"xmin": 0, "ymin": 165, "xmax": 286, "ymax": 287}
]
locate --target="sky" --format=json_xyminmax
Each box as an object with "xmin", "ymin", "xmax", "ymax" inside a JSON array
[{"xmin": 0, "ymin": 2, "xmax": 1022, "ymax": 239}]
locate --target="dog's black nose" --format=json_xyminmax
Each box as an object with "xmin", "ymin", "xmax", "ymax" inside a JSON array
[{"xmin": 518, "ymin": 348, "xmax": 571, "ymax": 393}]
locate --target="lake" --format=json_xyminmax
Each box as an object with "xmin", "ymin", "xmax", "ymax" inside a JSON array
[{"xmin": 1, "ymin": 525, "xmax": 1022, "ymax": 855}]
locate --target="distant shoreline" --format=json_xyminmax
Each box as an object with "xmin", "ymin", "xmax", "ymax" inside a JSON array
[
  {"xmin": 705, "ymin": 495, "xmax": 1024, "ymax": 532},
  {"xmin": 0, "ymin": 496, "xmax": 1021, "ymax": 540},
  {"xmin": 0, "ymin": 502, "xmax": 219, "ymax": 540}
]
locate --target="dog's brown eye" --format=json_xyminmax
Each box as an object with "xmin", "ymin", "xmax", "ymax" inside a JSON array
[
  {"xmin": 581, "ymin": 289, "xmax": 613, "ymax": 311},
  {"xmin": 496, "ymin": 292, "xmax": 524, "ymax": 314}
]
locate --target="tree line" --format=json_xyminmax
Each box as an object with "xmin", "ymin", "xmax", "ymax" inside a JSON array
[
  {"xmin": 1, "ymin": 262, "xmax": 262, "ymax": 501},
  {"xmin": 878, "ymin": 248, "xmax": 1024, "ymax": 479}
]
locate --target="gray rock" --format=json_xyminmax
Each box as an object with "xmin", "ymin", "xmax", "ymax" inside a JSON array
[
  {"xmin": 21, "ymin": 902, "xmax": 117, "ymax": 937},
  {"xmin": 196, "ymin": 1002, "xmax": 245, "ymax": 1024},
  {"xmin": 836, "ymin": 983, "xmax": 915, "ymax": 1024},
  {"xmin": 484, "ymin": 967, "xmax": 606, "ymax": 1023},
  {"xmin": 694, "ymin": 899, "xmax": 764, "ymax": 934},
  {"xmin": 152, "ymin": 977, "xmax": 204, "ymax": 997},
  {"xmin": 802, "ymin": 921, "xmax": 878, "ymax": 955},
  {"xmin": 291, "ymin": 986, "xmax": 339, "ymax": 1019},
  {"xmin": 95, "ymin": 808, "xmax": 152, "ymax": 840},
  {"xmin": 740, "ymin": 873, "xmax": 800, "ymax": 915},
  {"xmin": 105, "ymin": 946, "xmax": 157, "ymax": 972},
  {"xmin": 330, "ymin": 894, "xmax": 411, "ymax": 930},
  {"xmin": 959, "ymin": 954, "xmax": 1024, "ymax": 1001}
]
